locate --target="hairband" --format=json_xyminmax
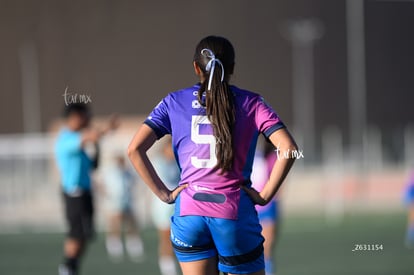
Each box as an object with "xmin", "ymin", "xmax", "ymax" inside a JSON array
[{"xmin": 201, "ymin": 48, "xmax": 224, "ymax": 91}]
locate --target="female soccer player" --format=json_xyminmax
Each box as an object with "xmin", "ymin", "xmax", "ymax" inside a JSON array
[{"xmin": 128, "ymin": 36, "xmax": 297, "ymax": 275}]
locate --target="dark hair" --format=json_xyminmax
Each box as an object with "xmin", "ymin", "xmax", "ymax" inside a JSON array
[
  {"xmin": 194, "ymin": 36, "xmax": 236, "ymax": 171},
  {"xmin": 63, "ymin": 103, "xmax": 90, "ymax": 118}
]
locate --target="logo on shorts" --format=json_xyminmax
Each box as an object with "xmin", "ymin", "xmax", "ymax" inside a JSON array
[{"xmin": 171, "ymin": 232, "xmax": 192, "ymax": 248}]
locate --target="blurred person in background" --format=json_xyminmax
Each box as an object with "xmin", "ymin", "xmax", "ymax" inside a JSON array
[
  {"xmin": 251, "ymin": 139, "xmax": 279, "ymax": 275},
  {"xmin": 151, "ymin": 137, "xmax": 180, "ymax": 275},
  {"xmin": 103, "ymin": 154, "xmax": 144, "ymax": 262},
  {"xmin": 404, "ymin": 171, "xmax": 414, "ymax": 248},
  {"xmin": 55, "ymin": 103, "xmax": 118, "ymax": 275}
]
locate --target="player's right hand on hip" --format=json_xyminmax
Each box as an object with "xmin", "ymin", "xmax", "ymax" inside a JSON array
[{"xmin": 166, "ymin": 184, "xmax": 188, "ymax": 204}]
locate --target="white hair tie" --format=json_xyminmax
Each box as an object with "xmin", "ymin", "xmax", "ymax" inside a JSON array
[{"xmin": 201, "ymin": 48, "xmax": 224, "ymax": 91}]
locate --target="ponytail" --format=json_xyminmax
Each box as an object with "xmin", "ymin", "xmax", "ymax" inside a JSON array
[{"xmin": 195, "ymin": 42, "xmax": 236, "ymax": 172}]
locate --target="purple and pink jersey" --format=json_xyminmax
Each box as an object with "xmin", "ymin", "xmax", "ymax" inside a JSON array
[{"xmin": 145, "ymin": 84, "xmax": 285, "ymax": 219}]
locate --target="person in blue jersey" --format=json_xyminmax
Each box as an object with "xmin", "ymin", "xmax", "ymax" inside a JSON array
[
  {"xmin": 128, "ymin": 36, "xmax": 298, "ymax": 275},
  {"xmin": 55, "ymin": 103, "xmax": 118, "ymax": 275}
]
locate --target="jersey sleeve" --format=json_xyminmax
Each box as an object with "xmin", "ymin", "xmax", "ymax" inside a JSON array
[
  {"xmin": 255, "ymin": 96, "xmax": 285, "ymax": 138},
  {"xmin": 144, "ymin": 96, "xmax": 172, "ymax": 139}
]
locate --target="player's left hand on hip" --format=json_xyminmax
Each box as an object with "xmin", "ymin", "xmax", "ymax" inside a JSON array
[{"xmin": 241, "ymin": 185, "xmax": 267, "ymax": 206}]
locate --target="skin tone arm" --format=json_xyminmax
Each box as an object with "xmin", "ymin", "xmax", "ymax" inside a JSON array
[
  {"xmin": 242, "ymin": 128, "xmax": 298, "ymax": 206},
  {"xmin": 127, "ymin": 124, "xmax": 187, "ymax": 204}
]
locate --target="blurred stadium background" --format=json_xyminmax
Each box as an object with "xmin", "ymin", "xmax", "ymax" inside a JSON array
[{"xmin": 0, "ymin": 0, "xmax": 413, "ymax": 274}]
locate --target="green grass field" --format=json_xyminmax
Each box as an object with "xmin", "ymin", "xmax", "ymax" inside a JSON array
[{"xmin": 0, "ymin": 212, "xmax": 413, "ymax": 275}]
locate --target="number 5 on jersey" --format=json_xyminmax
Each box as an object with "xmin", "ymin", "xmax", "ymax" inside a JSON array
[{"xmin": 191, "ymin": 115, "xmax": 217, "ymax": 168}]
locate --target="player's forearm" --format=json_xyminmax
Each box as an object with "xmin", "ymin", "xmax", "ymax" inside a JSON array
[
  {"xmin": 260, "ymin": 154, "xmax": 296, "ymax": 204},
  {"xmin": 127, "ymin": 125, "xmax": 171, "ymax": 203},
  {"xmin": 260, "ymin": 129, "xmax": 298, "ymax": 204},
  {"xmin": 128, "ymin": 148, "xmax": 171, "ymax": 202}
]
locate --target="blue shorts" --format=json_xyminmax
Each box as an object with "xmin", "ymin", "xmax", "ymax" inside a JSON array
[
  {"xmin": 404, "ymin": 185, "xmax": 414, "ymax": 205},
  {"xmin": 171, "ymin": 190, "xmax": 265, "ymax": 274},
  {"xmin": 257, "ymin": 200, "xmax": 279, "ymax": 224}
]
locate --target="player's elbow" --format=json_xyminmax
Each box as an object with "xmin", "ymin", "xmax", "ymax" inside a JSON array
[
  {"xmin": 289, "ymin": 142, "xmax": 299, "ymax": 153},
  {"xmin": 127, "ymin": 144, "xmax": 138, "ymax": 160},
  {"xmin": 127, "ymin": 142, "xmax": 146, "ymax": 161},
  {"xmin": 288, "ymin": 141, "xmax": 301, "ymax": 161},
  {"xmin": 286, "ymin": 134, "xmax": 299, "ymax": 153}
]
